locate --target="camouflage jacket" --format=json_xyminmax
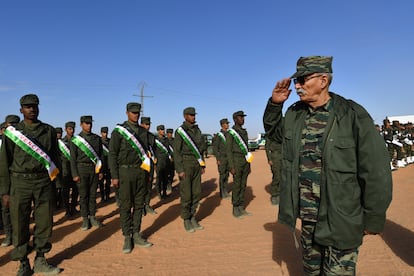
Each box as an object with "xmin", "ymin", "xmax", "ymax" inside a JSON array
[{"xmin": 263, "ymin": 92, "xmax": 392, "ymax": 249}]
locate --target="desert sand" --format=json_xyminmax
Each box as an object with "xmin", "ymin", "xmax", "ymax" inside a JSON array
[{"xmin": 1, "ymin": 149, "xmax": 413, "ymax": 275}]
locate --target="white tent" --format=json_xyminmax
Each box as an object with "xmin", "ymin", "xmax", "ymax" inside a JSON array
[{"xmin": 387, "ymin": 115, "xmax": 414, "ymax": 124}]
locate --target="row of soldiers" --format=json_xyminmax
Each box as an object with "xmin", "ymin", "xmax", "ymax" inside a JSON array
[
  {"xmin": 0, "ymin": 94, "xmax": 257, "ymax": 275},
  {"xmin": 378, "ymin": 118, "xmax": 414, "ymax": 170}
]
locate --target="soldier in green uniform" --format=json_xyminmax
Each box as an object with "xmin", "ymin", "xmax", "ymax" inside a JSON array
[
  {"xmin": 226, "ymin": 111, "xmax": 253, "ymax": 218},
  {"xmin": 263, "ymin": 56, "xmax": 392, "ymax": 275},
  {"xmin": 166, "ymin": 128, "xmax": 175, "ymax": 192},
  {"xmin": 60, "ymin": 121, "xmax": 79, "ymax": 217},
  {"xmin": 174, "ymin": 107, "xmax": 206, "ymax": 233},
  {"xmin": 0, "ymin": 94, "xmax": 61, "ymax": 275},
  {"xmin": 0, "ymin": 115, "xmax": 20, "ymax": 248},
  {"xmin": 54, "ymin": 127, "xmax": 64, "ymax": 210},
  {"xmin": 70, "ymin": 115, "xmax": 103, "ymax": 231},
  {"xmin": 264, "ymin": 137, "xmax": 282, "ymax": 205},
  {"xmin": 140, "ymin": 117, "xmax": 157, "ymax": 214},
  {"xmin": 108, "ymin": 102, "xmax": 153, "ymax": 254},
  {"xmin": 382, "ymin": 118, "xmax": 396, "ymax": 170},
  {"xmin": 155, "ymin": 125, "xmax": 172, "ymax": 199},
  {"xmin": 99, "ymin": 126, "xmax": 111, "ymax": 202},
  {"xmin": 212, "ymin": 118, "xmax": 231, "ymax": 199}
]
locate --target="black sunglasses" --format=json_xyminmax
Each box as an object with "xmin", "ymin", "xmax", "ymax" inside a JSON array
[{"xmin": 293, "ymin": 74, "xmax": 323, "ymax": 85}]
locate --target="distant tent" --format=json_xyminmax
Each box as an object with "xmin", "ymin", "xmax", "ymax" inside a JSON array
[{"xmin": 387, "ymin": 115, "xmax": 414, "ymax": 124}]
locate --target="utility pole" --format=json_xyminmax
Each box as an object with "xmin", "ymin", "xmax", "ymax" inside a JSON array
[{"xmin": 133, "ymin": 81, "xmax": 154, "ymax": 117}]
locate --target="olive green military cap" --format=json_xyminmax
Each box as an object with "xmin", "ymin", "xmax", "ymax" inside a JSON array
[
  {"xmin": 233, "ymin": 110, "xmax": 247, "ymax": 119},
  {"xmin": 166, "ymin": 128, "xmax": 173, "ymax": 133},
  {"xmin": 127, "ymin": 102, "xmax": 141, "ymax": 112},
  {"xmin": 0, "ymin": 122, "xmax": 6, "ymax": 129},
  {"xmin": 20, "ymin": 94, "xmax": 39, "ymax": 105},
  {"xmin": 80, "ymin": 115, "xmax": 93, "ymax": 123},
  {"xmin": 101, "ymin": 126, "xmax": 108, "ymax": 133},
  {"xmin": 183, "ymin": 107, "xmax": 196, "ymax": 115},
  {"xmin": 220, "ymin": 118, "xmax": 229, "ymax": 125},
  {"xmin": 291, "ymin": 56, "xmax": 333, "ymax": 78},
  {"xmin": 157, "ymin": 125, "xmax": 165, "ymax": 131},
  {"xmin": 65, "ymin": 121, "xmax": 76, "ymax": 128},
  {"xmin": 141, "ymin": 117, "xmax": 151, "ymax": 124},
  {"xmin": 5, "ymin": 114, "xmax": 20, "ymax": 124},
  {"xmin": 55, "ymin": 127, "xmax": 63, "ymax": 134}
]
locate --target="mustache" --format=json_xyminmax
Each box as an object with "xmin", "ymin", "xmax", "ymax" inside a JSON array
[{"xmin": 296, "ymin": 88, "xmax": 307, "ymax": 96}]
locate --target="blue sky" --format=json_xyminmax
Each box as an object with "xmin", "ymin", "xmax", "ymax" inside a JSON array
[{"xmin": 1, "ymin": 0, "xmax": 413, "ymax": 137}]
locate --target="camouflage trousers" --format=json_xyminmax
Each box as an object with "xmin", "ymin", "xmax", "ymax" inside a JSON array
[{"xmin": 301, "ymin": 221, "xmax": 359, "ymax": 276}]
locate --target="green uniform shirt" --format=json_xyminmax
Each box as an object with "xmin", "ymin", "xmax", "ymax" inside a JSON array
[
  {"xmin": 69, "ymin": 131, "xmax": 102, "ymax": 177},
  {"xmin": 226, "ymin": 125, "xmax": 249, "ymax": 169}
]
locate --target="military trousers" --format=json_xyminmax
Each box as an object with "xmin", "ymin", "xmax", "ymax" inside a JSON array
[
  {"xmin": 156, "ymin": 161, "xmax": 170, "ymax": 196},
  {"xmin": 217, "ymin": 158, "xmax": 229, "ymax": 197},
  {"xmin": 118, "ymin": 166, "xmax": 148, "ymax": 236},
  {"xmin": 179, "ymin": 159, "xmax": 202, "ymax": 220},
  {"xmin": 301, "ymin": 221, "xmax": 358, "ymax": 276},
  {"xmin": 76, "ymin": 165, "xmax": 99, "ymax": 218},
  {"xmin": 269, "ymin": 149, "xmax": 282, "ymax": 198},
  {"xmin": 9, "ymin": 173, "xmax": 53, "ymax": 261},
  {"xmin": 1, "ymin": 195, "xmax": 11, "ymax": 236},
  {"xmin": 62, "ymin": 175, "xmax": 78, "ymax": 211},
  {"xmin": 98, "ymin": 169, "xmax": 111, "ymax": 200},
  {"xmin": 231, "ymin": 156, "xmax": 250, "ymax": 207}
]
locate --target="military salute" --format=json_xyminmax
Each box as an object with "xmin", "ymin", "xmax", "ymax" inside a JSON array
[
  {"xmin": 108, "ymin": 102, "xmax": 153, "ymax": 254},
  {"xmin": 227, "ymin": 111, "xmax": 253, "ymax": 218},
  {"xmin": 212, "ymin": 118, "xmax": 231, "ymax": 199},
  {"xmin": 70, "ymin": 115, "xmax": 103, "ymax": 230},
  {"xmin": 0, "ymin": 94, "xmax": 61, "ymax": 275},
  {"xmin": 174, "ymin": 107, "xmax": 206, "ymax": 233}
]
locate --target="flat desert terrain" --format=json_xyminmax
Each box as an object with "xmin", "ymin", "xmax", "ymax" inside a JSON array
[{"xmin": 1, "ymin": 149, "xmax": 413, "ymax": 275}]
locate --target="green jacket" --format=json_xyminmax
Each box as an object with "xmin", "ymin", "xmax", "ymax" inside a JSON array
[
  {"xmin": 212, "ymin": 130, "xmax": 228, "ymax": 162},
  {"xmin": 263, "ymin": 92, "xmax": 392, "ymax": 249},
  {"xmin": 69, "ymin": 131, "xmax": 103, "ymax": 177},
  {"xmin": 226, "ymin": 125, "xmax": 249, "ymax": 168}
]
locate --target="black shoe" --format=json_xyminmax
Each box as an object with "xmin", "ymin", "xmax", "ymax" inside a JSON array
[
  {"xmin": 233, "ymin": 207, "xmax": 243, "ymax": 219},
  {"xmin": 33, "ymin": 257, "xmax": 61, "ymax": 275},
  {"xmin": 123, "ymin": 236, "xmax": 133, "ymax": 254},
  {"xmin": 90, "ymin": 216, "xmax": 103, "ymax": 228},
  {"xmin": 184, "ymin": 219, "xmax": 195, "ymax": 233},
  {"xmin": 190, "ymin": 217, "xmax": 204, "ymax": 230},
  {"xmin": 17, "ymin": 258, "xmax": 33, "ymax": 276},
  {"xmin": 133, "ymin": 232, "xmax": 153, "ymax": 247},
  {"xmin": 145, "ymin": 205, "xmax": 157, "ymax": 215}
]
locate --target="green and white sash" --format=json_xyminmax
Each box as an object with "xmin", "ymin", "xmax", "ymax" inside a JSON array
[
  {"xmin": 58, "ymin": 139, "xmax": 71, "ymax": 160},
  {"xmin": 102, "ymin": 144, "xmax": 109, "ymax": 156},
  {"xmin": 176, "ymin": 127, "xmax": 205, "ymax": 167},
  {"xmin": 114, "ymin": 125, "xmax": 151, "ymax": 172},
  {"xmin": 228, "ymin": 128, "xmax": 253, "ymax": 163},
  {"xmin": 217, "ymin": 132, "xmax": 226, "ymax": 144},
  {"xmin": 72, "ymin": 135, "xmax": 102, "ymax": 173},
  {"xmin": 4, "ymin": 126, "xmax": 60, "ymax": 180},
  {"xmin": 156, "ymin": 138, "xmax": 172, "ymax": 160}
]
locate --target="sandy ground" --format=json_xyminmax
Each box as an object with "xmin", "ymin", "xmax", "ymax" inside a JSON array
[{"xmin": 1, "ymin": 149, "xmax": 413, "ymax": 275}]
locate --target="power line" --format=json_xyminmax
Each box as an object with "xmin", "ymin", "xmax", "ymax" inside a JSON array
[{"xmin": 132, "ymin": 81, "xmax": 154, "ymax": 117}]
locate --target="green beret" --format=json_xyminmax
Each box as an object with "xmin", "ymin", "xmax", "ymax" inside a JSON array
[
  {"xmin": 65, "ymin": 121, "xmax": 76, "ymax": 128},
  {"xmin": 127, "ymin": 102, "xmax": 141, "ymax": 112},
  {"xmin": 5, "ymin": 114, "xmax": 20, "ymax": 124},
  {"xmin": 141, "ymin": 117, "xmax": 151, "ymax": 124},
  {"xmin": 183, "ymin": 107, "xmax": 196, "ymax": 115},
  {"xmin": 291, "ymin": 56, "xmax": 333, "ymax": 78},
  {"xmin": 80, "ymin": 115, "xmax": 93, "ymax": 123},
  {"xmin": 20, "ymin": 94, "xmax": 39, "ymax": 106},
  {"xmin": 233, "ymin": 111, "xmax": 247, "ymax": 119}
]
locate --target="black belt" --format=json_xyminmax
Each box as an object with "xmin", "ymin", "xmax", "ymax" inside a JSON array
[
  {"xmin": 120, "ymin": 164, "xmax": 140, "ymax": 168},
  {"xmin": 11, "ymin": 171, "xmax": 49, "ymax": 179}
]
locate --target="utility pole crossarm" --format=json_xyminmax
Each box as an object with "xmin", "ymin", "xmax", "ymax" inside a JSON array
[{"xmin": 132, "ymin": 81, "xmax": 154, "ymax": 117}]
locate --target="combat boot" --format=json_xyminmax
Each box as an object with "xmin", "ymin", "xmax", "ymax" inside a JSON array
[
  {"xmin": 271, "ymin": 196, "xmax": 280, "ymax": 206},
  {"xmin": 190, "ymin": 217, "xmax": 204, "ymax": 230},
  {"xmin": 33, "ymin": 257, "xmax": 61, "ymax": 275},
  {"xmin": 17, "ymin": 258, "xmax": 33, "ymax": 276},
  {"xmin": 184, "ymin": 219, "xmax": 195, "ymax": 233},
  {"xmin": 239, "ymin": 206, "xmax": 252, "ymax": 217},
  {"xmin": 1, "ymin": 234, "xmax": 11, "ymax": 247},
  {"xmin": 132, "ymin": 232, "xmax": 153, "ymax": 247},
  {"xmin": 145, "ymin": 205, "xmax": 157, "ymax": 215},
  {"xmin": 90, "ymin": 216, "xmax": 103, "ymax": 228},
  {"xmin": 123, "ymin": 236, "xmax": 133, "ymax": 254},
  {"xmin": 232, "ymin": 206, "xmax": 243, "ymax": 219},
  {"xmin": 81, "ymin": 217, "xmax": 90, "ymax": 231}
]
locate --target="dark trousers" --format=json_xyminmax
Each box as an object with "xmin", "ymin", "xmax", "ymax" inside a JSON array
[
  {"xmin": 1, "ymin": 195, "xmax": 12, "ymax": 236},
  {"xmin": 9, "ymin": 174, "xmax": 53, "ymax": 261},
  {"xmin": 231, "ymin": 157, "xmax": 250, "ymax": 207},
  {"xmin": 217, "ymin": 158, "xmax": 229, "ymax": 197},
  {"xmin": 269, "ymin": 149, "xmax": 281, "ymax": 198},
  {"xmin": 119, "ymin": 167, "xmax": 147, "ymax": 236},
  {"xmin": 156, "ymin": 161, "xmax": 170, "ymax": 196},
  {"xmin": 77, "ymin": 166, "xmax": 99, "ymax": 218},
  {"xmin": 98, "ymin": 170, "xmax": 111, "ymax": 200},
  {"xmin": 179, "ymin": 160, "xmax": 202, "ymax": 220},
  {"xmin": 62, "ymin": 175, "xmax": 78, "ymax": 212}
]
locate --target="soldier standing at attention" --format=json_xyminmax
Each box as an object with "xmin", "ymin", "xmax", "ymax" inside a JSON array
[
  {"xmin": 109, "ymin": 102, "xmax": 153, "ymax": 254},
  {"xmin": 70, "ymin": 115, "xmax": 103, "ymax": 231},
  {"xmin": 227, "ymin": 111, "xmax": 253, "ymax": 219},
  {"xmin": 54, "ymin": 127, "xmax": 64, "ymax": 210},
  {"xmin": 212, "ymin": 118, "xmax": 231, "ymax": 199},
  {"xmin": 166, "ymin": 128, "xmax": 175, "ymax": 192},
  {"xmin": 263, "ymin": 56, "xmax": 392, "ymax": 275},
  {"xmin": 0, "ymin": 94, "xmax": 61, "ymax": 275},
  {"xmin": 99, "ymin": 126, "xmax": 111, "ymax": 202},
  {"xmin": 155, "ymin": 125, "xmax": 172, "ymax": 199},
  {"xmin": 140, "ymin": 117, "xmax": 157, "ymax": 215},
  {"xmin": 0, "ymin": 115, "xmax": 20, "ymax": 248},
  {"xmin": 60, "ymin": 121, "xmax": 79, "ymax": 217},
  {"xmin": 174, "ymin": 107, "xmax": 206, "ymax": 233},
  {"xmin": 264, "ymin": 137, "xmax": 282, "ymax": 205}
]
